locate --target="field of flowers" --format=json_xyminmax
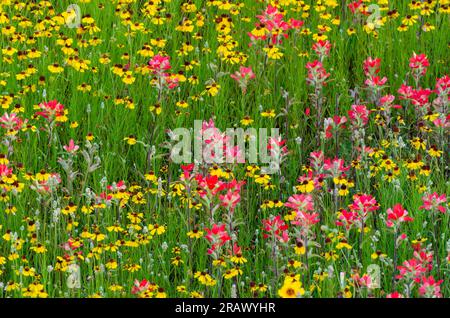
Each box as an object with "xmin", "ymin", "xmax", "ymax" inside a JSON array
[{"xmin": 0, "ymin": 0, "xmax": 449, "ymax": 299}]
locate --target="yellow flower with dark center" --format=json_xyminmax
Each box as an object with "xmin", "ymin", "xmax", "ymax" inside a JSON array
[
  {"xmin": 331, "ymin": 16, "xmax": 340, "ymax": 25},
  {"xmin": 127, "ymin": 212, "xmax": 143, "ymax": 224},
  {"xmin": 176, "ymin": 19, "xmax": 194, "ymax": 32},
  {"xmin": 149, "ymin": 103, "xmax": 162, "ymax": 115},
  {"xmin": 144, "ymin": 171, "xmax": 157, "ymax": 183},
  {"xmin": 313, "ymin": 33, "xmax": 328, "ymax": 41},
  {"xmin": 22, "ymin": 282, "xmax": 48, "ymax": 298},
  {"xmin": 69, "ymin": 121, "xmax": 79, "ymax": 129},
  {"xmin": 240, "ymin": 116, "xmax": 253, "ymax": 126},
  {"xmin": 407, "ymin": 171, "xmax": 418, "ymax": 181},
  {"xmin": 62, "ymin": 202, "xmax": 77, "ymax": 215},
  {"xmin": 6, "ymin": 281, "xmax": 20, "ymax": 292},
  {"xmin": 287, "ymin": 259, "xmax": 302, "ymax": 268},
  {"xmin": 177, "ymin": 285, "xmax": 187, "ymax": 293},
  {"xmin": 148, "ymin": 224, "xmax": 166, "ymax": 235},
  {"xmin": 380, "ymin": 158, "xmax": 397, "ymax": 170},
  {"xmin": 383, "ymin": 172, "xmax": 396, "ymax": 182},
  {"xmin": 231, "ymin": 253, "xmax": 248, "ymax": 264},
  {"xmin": 371, "ymin": 251, "xmax": 387, "ymax": 260},
  {"xmin": 294, "ymin": 242, "xmax": 306, "ymax": 255},
  {"xmin": 338, "ymin": 184, "xmax": 350, "ymax": 196},
  {"xmin": 343, "ymin": 286, "xmax": 353, "ymax": 298},
  {"xmin": 151, "ymin": 38, "xmax": 167, "ymax": 48},
  {"xmin": 77, "ymin": 83, "xmax": 91, "ymax": 92},
  {"xmin": 223, "ymin": 268, "xmax": 239, "ymax": 279},
  {"xmin": 205, "ymin": 82, "xmax": 220, "ymax": 96},
  {"xmin": 86, "ymin": 133, "xmax": 95, "ymax": 141},
  {"xmin": 176, "ymin": 100, "xmax": 189, "ymax": 108},
  {"xmin": 420, "ymin": 5, "xmax": 434, "ymax": 16},
  {"xmin": 172, "ymin": 247, "xmax": 181, "ymax": 255},
  {"xmin": 109, "ymin": 285, "xmax": 124, "ymax": 292},
  {"xmin": 347, "ymin": 28, "xmax": 356, "ymax": 36},
  {"xmin": 132, "ymin": 192, "xmax": 146, "ymax": 204},
  {"xmin": 324, "ymin": 250, "xmax": 339, "ymax": 261},
  {"xmin": 188, "ymin": 75, "xmax": 199, "ymax": 85},
  {"xmin": 125, "ymin": 263, "xmax": 141, "ymax": 273},
  {"xmin": 250, "ymin": 25, "xmax": 268, "ymax": 37},
  {"xmin": 20, "ymin": 266, "xmax": 36, "ymax": 277},
  {"xmin": 258, "ymin": 283, "xmax": 268, "ymax": 292},
  {"xmin": 313, "ymin": 272, "xmax": 329, "ymax": 282},
  {"xmin": 91, "ymin": 232, "xmax": 105, "ymax": 242},
  {"xmin": 4, "ymin": 204, "xmax": 16, "ymax": 214},
  {"xmin": 419, "ymin": 165, "xmax": 431, "ymax": 176},
  {"xmin": 156, "ymin": 288, "xmax": 167, "ymax": 298},
  {"xmin": 245, "ymin": 165, "xmax": 259, "ymax": 177},
  {"xmin": 212, "ymin": 258, "xmax": 227, "ymax": 267},
  {"xmin": 422, "ymin": 23, "xmax": 435, "ymax": 32},
  {"xmin": 261, "ymin": 109, "xmax": 275, "ymax": 118},
  {"xmin": 171, "ymin": 256, "xmax": 184, "ymax": 266},
  {"xmin": 261, "ymin": 200, "xmax": 274, "ymax": 209},
  {"xmin": 263, "ymin": 45, "xmax": 283, "ymax": 59},
  {"xmin": 404, "ymin": 159, "xmax": 424, "ymax": 170},
  {"xmin": 411, "ymin": 137, "xmax": 426, "ymax": 150},
  {"xmin": 122, "ymin": 71, "xmax": 136, "ymax": 85},
  {"xmin": 2, "ymin": 25, "xmax": 16, "ymax": 36},
  {"xmin": 35, "ymin": 170, "xmax": 50, "ymax": 182},
  {"xmin": 336, "ymin": 241, "xmax": 352, "ymax": 250},
  {"xmin": 194, "ymin": 271, "xmax": 216, "ymax": 286},
  {"xmin": 8, "ymin": 253, "xmax": 19, "ymax": 261},
  {"xmin": 30, "ymin": 243, "xmax": 47, "ymax": 254},
  {"xmin": 105, "ymin": 259, "xmax": 118, "ymax": 270},
  {"xmin": 397, "ymin": 24, "xmax": 408, "ymax": 32}
]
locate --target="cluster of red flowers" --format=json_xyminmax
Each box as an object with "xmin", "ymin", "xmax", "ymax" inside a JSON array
[
  {"xmin": 248, "ymin": 5, "xmax": 303, "ymax": 44},
  {"xmin": 148, "ymin": 55, "xmax": 179, "ymax": 90}
]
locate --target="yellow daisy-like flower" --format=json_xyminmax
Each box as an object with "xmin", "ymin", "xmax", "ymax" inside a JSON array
[{"xmin": 278, "ymin": 280, "xmax": 305, "ymax": 298}]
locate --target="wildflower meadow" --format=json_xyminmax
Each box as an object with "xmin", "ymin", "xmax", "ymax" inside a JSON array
[{"xmin": 0, "ymin": 0, "xmax": 449, "ymax": 300}]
